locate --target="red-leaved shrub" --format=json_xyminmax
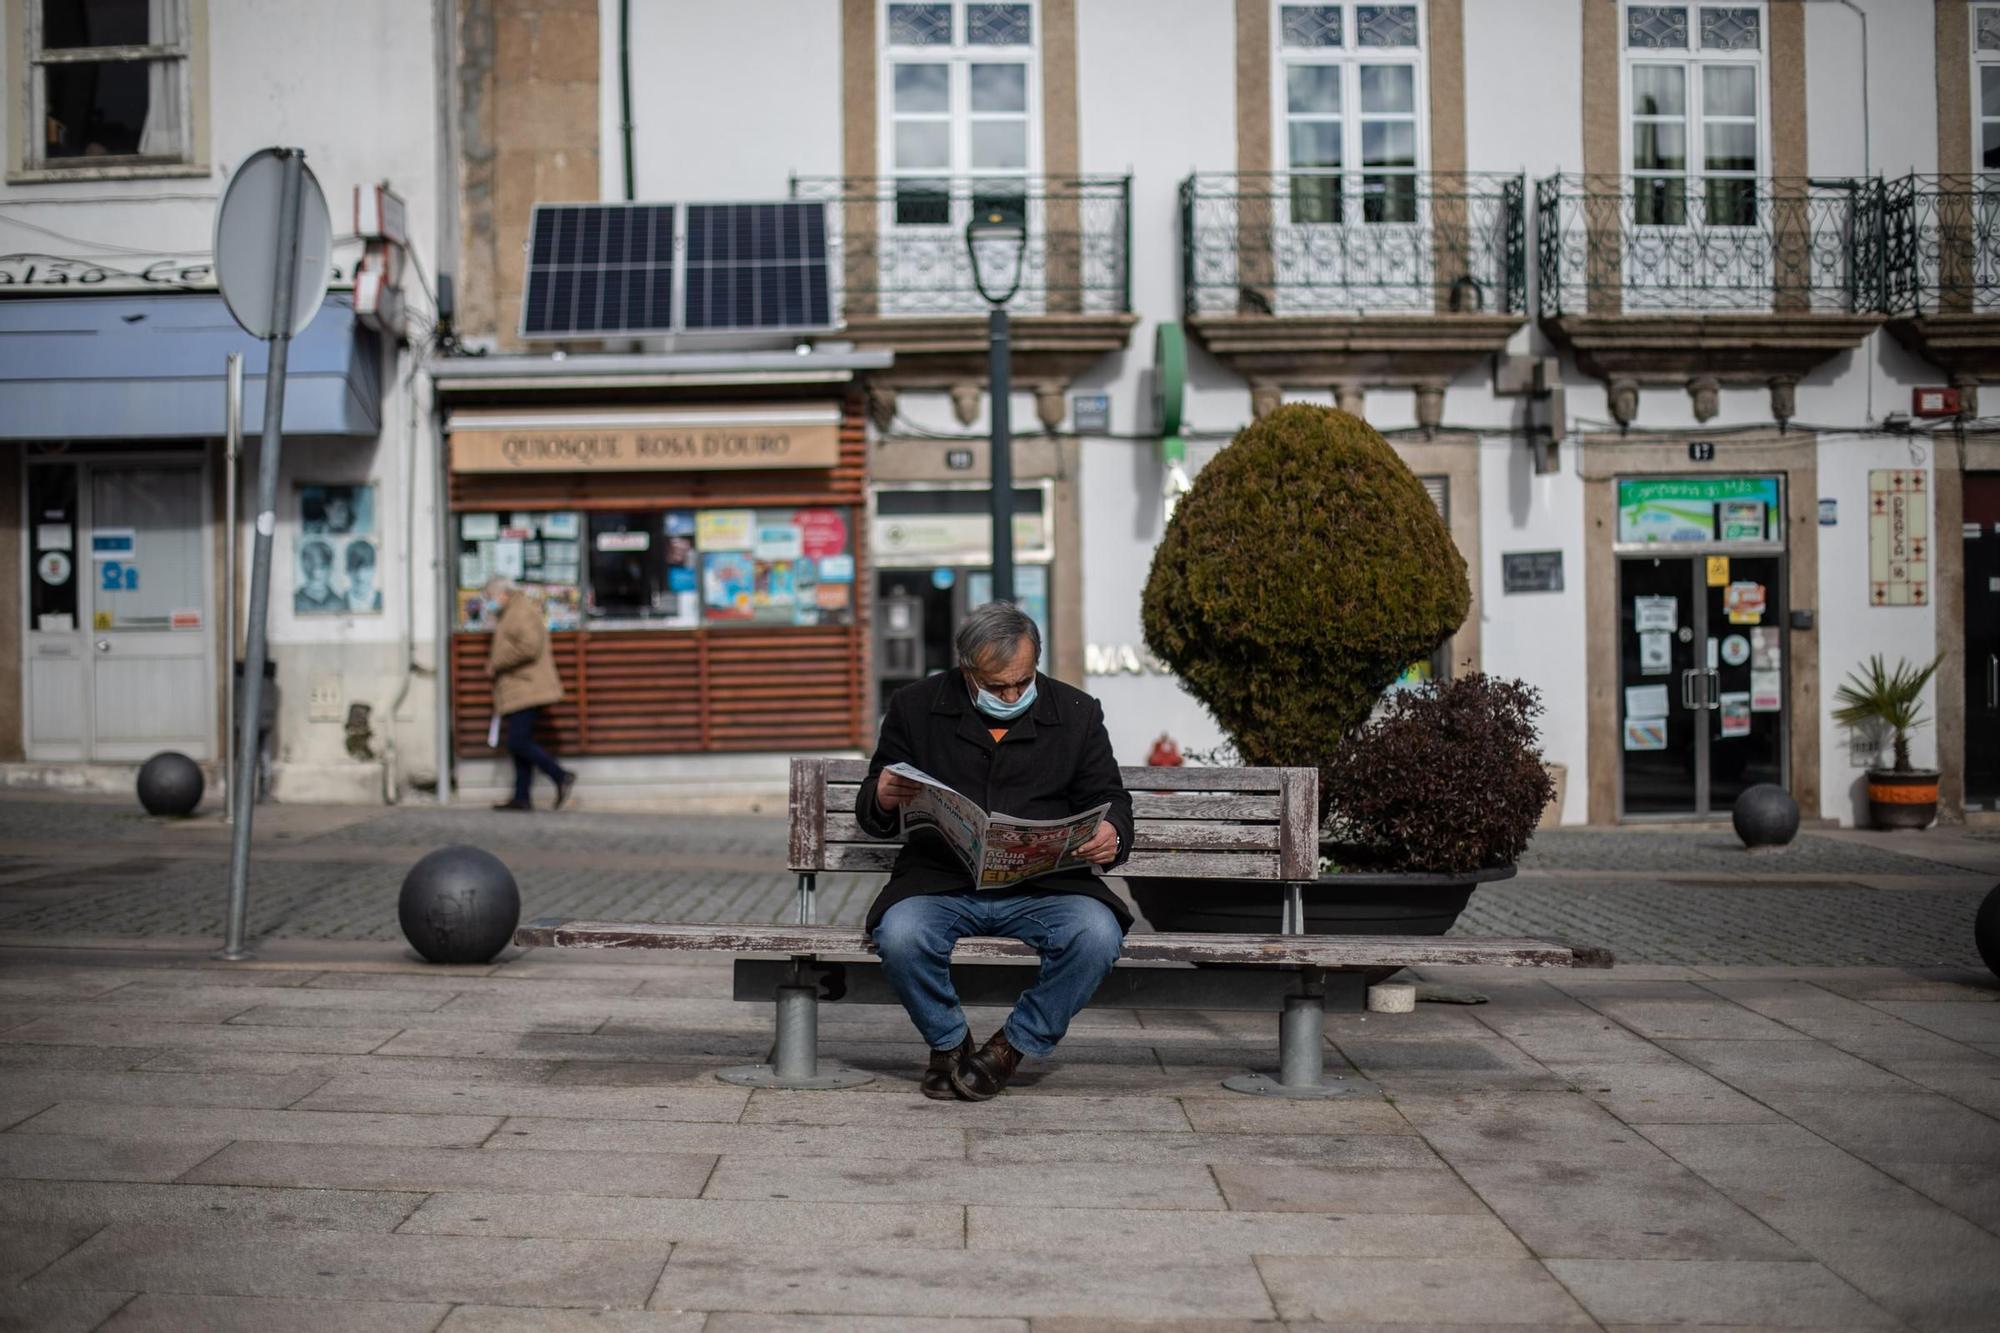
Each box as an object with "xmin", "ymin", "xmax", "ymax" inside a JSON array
[{"xmin": 1322, "ymin": 673, "xmax": 1555, "ymax": 874}]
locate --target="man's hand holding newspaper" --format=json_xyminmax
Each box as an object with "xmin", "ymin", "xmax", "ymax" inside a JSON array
[{"xmin": 878, "ymin": 762, "xmax": 1116, "ymax": 889}]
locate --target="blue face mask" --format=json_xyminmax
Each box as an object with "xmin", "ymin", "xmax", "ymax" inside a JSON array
[{"xmin": 974, "ymin": 677, "xmax": 1037, "ymax": 721}]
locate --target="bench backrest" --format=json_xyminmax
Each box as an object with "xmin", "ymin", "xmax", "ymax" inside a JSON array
[{"xmin": 788, "ymin": 757, "xmax": 1319, "ymax": 882}]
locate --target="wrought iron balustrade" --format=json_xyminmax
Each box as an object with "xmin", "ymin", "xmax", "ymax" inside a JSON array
[
  {"xmin": 787, "ymin": 175, "xmax": 1131, "ymax": 319},
  {"xmin": 1881, "ymin": 174, "xmax": 2000, "ymax": 316},
  {"xmin": 1535, "ymin": 173, "xmax": 1876, "ymax": 317},
  {"xmin": 1178, "ymin": 172, "xmax": 1527, "ymax": 319}
]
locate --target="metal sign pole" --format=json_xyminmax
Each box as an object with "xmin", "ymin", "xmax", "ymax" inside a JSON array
[
  {"xmin": 220, "ymin": 149, "xmax": 304, "ymax": 961},
  {"xmin": 222, "ymin": 353, "xmax": 243, "ymax": 824}
]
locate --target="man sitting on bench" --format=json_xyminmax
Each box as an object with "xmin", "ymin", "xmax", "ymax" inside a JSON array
[{"xmin": 858, "ymin": 601, "xmax": 1135, "ymax": 1101}]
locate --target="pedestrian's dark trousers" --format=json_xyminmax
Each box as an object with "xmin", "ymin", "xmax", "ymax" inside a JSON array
[{"xmin": 503, "ymin": 707, "xmax": 564, "ymax": 804}]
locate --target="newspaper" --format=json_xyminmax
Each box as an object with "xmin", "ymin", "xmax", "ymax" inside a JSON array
[{"xmin": 884, "ymin": 762, "xmax": 1110, "ymax": 890}]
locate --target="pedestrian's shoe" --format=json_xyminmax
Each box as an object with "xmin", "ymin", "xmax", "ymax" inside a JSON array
[
  {"xmin": 554, "ymin": 771, "xmax": 579, "ymax": 811},
  {"xmin": 491, "ymin": 800, "xmax": 533, "ymax": 812},
  {"xmin": 949, "ymin": 1030, "xmax": 1024, "ymax": 1101},
  {"xmin": 921, "ymin": 1034, "xmax": 974, "ymax": 1101}
]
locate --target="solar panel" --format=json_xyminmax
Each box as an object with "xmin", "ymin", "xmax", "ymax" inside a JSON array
[
  {"xmin": 520, "ymin": 200, "xmax": 832, "ymax": 340},
  {"xmin": 683, "ymin": 202, "xmax": 831, "ymax": 333},
  {"xmin": 520, "ymin": 203, "xmax": 676, "ymax": 339}
]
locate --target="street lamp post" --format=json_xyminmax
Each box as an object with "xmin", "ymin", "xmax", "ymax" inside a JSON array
[{"xmin": 965, "ymin": 208, "xmax": 1029, "ymax": 604}]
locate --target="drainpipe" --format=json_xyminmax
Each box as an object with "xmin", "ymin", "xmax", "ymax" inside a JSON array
[{"xmin": 620, "ymin": 0, "xmax": 636, "ymax": 201}]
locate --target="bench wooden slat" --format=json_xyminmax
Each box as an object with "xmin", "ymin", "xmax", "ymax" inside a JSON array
[
  {"xmin": 823, "ymin": 759, "xmax": 1303, "ymax": 792},
  {"xmin": 821, "ymin": 812, "xmax": 1281, "ymax": 852},
  {"xmin": 513, "ymin": 918, "xmax": 1611, "ymax": 969},
  {"xmin": 828, "ymin": 785, "xmax": 1284, "ymax": 822},
  {"xmin": 811, "ymin": 844, "xmax": 1284, "ymax": 877}
]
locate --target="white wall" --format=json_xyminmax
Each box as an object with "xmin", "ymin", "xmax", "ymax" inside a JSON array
[
  {"xmin": 1478, "ymin": 434, "xmax": 1592, "ymax": 824},
  {"xmin": 606, "ymin": 0, "xmax": 842, "ymax": 201},
  {"xmin": 1814, "ymin": 433, "xmax": 1940, "ymax": 825}
]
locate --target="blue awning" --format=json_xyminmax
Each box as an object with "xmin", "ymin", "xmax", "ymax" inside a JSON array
[{"xmin": 0, "ymin": 292, "xmax": 381, "ymax": 439}]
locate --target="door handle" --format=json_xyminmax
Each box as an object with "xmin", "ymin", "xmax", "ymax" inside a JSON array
[
  {"xmin": 1988, "ymin": 654, "xmax": 1998, "ymax": 710},
  {"xmin": 94, "ymin": 639, "xmax": 111, "ymax": 653},
  {"xmin": 1681, "ymin": 669, "xmax": 1699, "ymax": 709},
  {"xmin": 1707, "ymin": 669, "xmax": 1721, "ymax": 710}
]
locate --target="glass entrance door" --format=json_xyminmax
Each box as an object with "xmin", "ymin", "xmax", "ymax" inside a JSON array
[
  {"xmin": 1618, "ymin": 552, "xmax": 1787, "ymax": 818},
  {"xmin": 1966, "ymin": 474, "xmax": 2000, "ymax": 811}
]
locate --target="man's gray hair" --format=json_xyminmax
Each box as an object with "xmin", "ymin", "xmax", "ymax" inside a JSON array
[
  {"xmin": 955, "ymin": 600, "xmax": 1040, "ymax": 670},
  {"xmin": 482, "ymin": 574, "xmax": 515, "ymax": 599}
]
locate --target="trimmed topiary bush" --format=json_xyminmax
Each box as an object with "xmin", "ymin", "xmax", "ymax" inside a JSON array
[{"xmin": 1141, "ymin": 404, "xmax": 1470, "ymax": 817}]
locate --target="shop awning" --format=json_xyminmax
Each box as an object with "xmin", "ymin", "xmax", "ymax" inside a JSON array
[{"xmin": 0, "ymin": 292, "xmax": 381, "ymax": 440}]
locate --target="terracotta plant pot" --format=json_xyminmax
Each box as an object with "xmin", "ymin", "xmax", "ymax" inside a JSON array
[{"xmin": 1865, "ymin": 768, "xmax": 1939, "ymax": 830}]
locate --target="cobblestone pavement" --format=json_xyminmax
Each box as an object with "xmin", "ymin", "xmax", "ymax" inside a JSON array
[{"xmin": 0, "ymin": 796, "xmax": 1991, "ymax": 968}]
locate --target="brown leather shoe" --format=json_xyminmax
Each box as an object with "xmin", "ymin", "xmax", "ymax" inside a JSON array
[
  {"xmin": 921, "ymin": 1035, "xmax": 973, "ymax": 1101},
  {"xmin": 949, "ymin": 1030, "xmax": 1024, "ymax": 1101}
]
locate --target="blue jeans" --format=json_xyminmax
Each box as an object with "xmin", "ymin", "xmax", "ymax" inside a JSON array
[
  {"xmin": 503, "ymin": 707, "xmax": 565, "ymax": 805},
  {"xmin": 871, "ymin": 891, "xmax": 1124, "ymax": 1057}
]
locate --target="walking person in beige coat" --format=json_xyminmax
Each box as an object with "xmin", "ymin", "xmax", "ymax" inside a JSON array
[{"xmin": 484, "ymin": 576, "xmax": 576, "ymax": 812}]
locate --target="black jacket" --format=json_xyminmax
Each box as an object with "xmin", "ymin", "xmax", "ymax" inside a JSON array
[{"xmin": 856, "ymin": 669, "xmax": 1136, "ymax": 934}]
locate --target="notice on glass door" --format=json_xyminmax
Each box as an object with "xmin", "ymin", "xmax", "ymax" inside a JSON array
[
  {"xmin": 1625, "ymin": 685, "xmax": 1671, "ymax": 720},
  {"xmin": 1623, "ymin": 719, "xmax": 1668, "ymax": 751},
  {"xmin": 1634, "ymin": 596, "xmax": 1678, "ymax": 632},
  {"xmin": 1750, "ymin": 669, "xmax": 1782, "ymax": 712},
  {"xmin": 1639, "ymin": 630, "xmax": 1673, "ymax": 675},
  {"xmin": 1718, "ymin": 691, "xmax": 1752, "ymax": 738}
]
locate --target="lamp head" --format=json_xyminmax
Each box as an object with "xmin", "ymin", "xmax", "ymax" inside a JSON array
[{"xmin": 965, "ymin": 207, "xmax": 1029, "ymax": 306}]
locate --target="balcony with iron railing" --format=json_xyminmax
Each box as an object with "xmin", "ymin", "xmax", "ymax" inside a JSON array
[
  {"xmin": 1176, "ymin": 172, "xmax": 1528, "ymax": 420},
  {"xmin": 788, "ymin": 175, "xmax": 1136, "ymax": 425},
  {"xmin": 1534, "ymin": 173, "xmax": 1883, "ymax": 423},
  {"xmin": 1881, "ymin": 174, "xmax": 2000, "ymax": 393}
]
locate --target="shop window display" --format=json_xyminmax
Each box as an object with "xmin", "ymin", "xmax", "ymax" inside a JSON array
[{"xmin": 454, "ymin": 506, "xmax": 855, "ymax": 631}]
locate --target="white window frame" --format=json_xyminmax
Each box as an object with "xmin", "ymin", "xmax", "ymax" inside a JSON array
[
  {"xmin": 1270, "ymin": 2, "xmax": 1429, "ymax": 228},
  {"xmin": 1971, "ymin": 4, "xmax": 2000, "ymax": 176},
  {"xmin": 878, "ymin": 1, "xmax": 1041, "ymax": 225},
  {"xmin": 1619, "ymin": 1, "xmax": 1769, "ymax": 231},
  {"xmin": 10, "ymin": 0, "xmax": 206, "ymax": 181}
]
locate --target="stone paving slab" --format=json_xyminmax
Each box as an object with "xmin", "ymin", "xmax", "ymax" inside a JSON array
[
  {"xmin": 97, "ymin": 1293, "xmax": 449, "ymax": 1333},
  {"xmin": 965, "ymin": 1205, "xmax": 1526, "ymax": 1258},
  {"xmin": 0, "ymin": 1134, "xmax": 228, "ymax": 1184},
  {"xmin": 13, "ymin": 1102, "xmax": 500, "ymax": 1148},
  {"xmin": 492, "ymin": 1119, "xmax": 967, "ymax": 1161},
  {"xmin": 402, "ymin": 1194, "xmax": 963, "ymax": 1248},
  {"xmin": 701, "ymin": 1158, "xmax": 1226, "ymax": 1209},
  {"xmin": 437, "ymin": 1309, "xmax": 707, "ymax": 1333},
  {"xmin": 1207, "ymin": 1164, "xmax": 1490, "ymax": 1215},
  {"xmin": 649, "ymin": 1246, "xmax": 1276, "ymax": 1318},
  {"xmin": 1549, "ymin": 1257, "xmax": 1904, "ymax": 1328},
  {"xmin": 31, "ymin": 1224, "xmax": 669, "ymax": 1309},
  {"xmin": 0, "ymin": 1286, "xmax": 134, "ymax": 1333},
  {"xmin": 178, "ymin": 1141, "xmax": 717, "ymax": 1198},
  {"xmin": 1254, "ymin": 1256, "xmax": 1595, "ymax": 1325},
  {"xmin": 0, "ymin": 1179, "xmax": 417, "ymax": 1235},
  {"xmin": 964, "ymin": 1129, "xmax": 1443, "ymax": 1169},
  {"xmin": 294, "ymin": 1076, "xmax": 751, "ymax": 1123}
]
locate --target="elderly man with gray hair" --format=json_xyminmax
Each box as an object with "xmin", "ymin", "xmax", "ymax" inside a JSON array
[
  {"xmin": 483, "ymin": 575, "xmax": 576, "ymax": 812},
  {"xmin": 856, "ymin": 601, "xmax": 1134, "ymax": 1100}
]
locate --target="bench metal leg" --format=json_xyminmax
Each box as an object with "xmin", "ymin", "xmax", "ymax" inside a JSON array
[
  {"xmin": 717, "ymin": 961, "xmax": 873, "ymax": 1091},
  {"xmin": 1222, "ymin": 969, "xmax": 1356, "ymax": 1099}
]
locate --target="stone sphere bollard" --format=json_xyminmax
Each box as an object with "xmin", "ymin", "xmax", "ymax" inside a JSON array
[
  {"xmin": 398, "ymin": 845, "xmax": 522, "ymax": 965},
  {"xmin": 136, "ymin": 751, "xmax": 204, "ymax": 817},
  {"xmin": 1977, "ymin": 884, "xmax": 2000, "ymax": 981},
  {"xmin": 1732, "ymin": 783, "xmax": 1799, "ymax": 850}
]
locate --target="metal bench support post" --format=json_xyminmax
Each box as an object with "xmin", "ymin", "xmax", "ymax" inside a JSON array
[
  {"xmin": 1223, "ymin": 964, "xmax": 1353, "ymax": 1099},
  {"xmin": 717, "ymin": 957, "xmax": 874, "ymax": 1090}
]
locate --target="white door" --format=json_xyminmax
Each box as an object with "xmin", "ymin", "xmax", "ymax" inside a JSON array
[{"xmin": 85, "ymin": 464, "xmax": 213, "ymax": 761}]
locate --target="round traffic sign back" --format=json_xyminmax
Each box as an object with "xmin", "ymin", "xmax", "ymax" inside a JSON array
[{"xmin": 214, "ymin": 147, "xmax": 333, "ymax": 340}]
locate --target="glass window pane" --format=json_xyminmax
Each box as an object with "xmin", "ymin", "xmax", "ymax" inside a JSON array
[
  {"xmin": 1635, "ymin": 176, "xmax": 1687, "ymax": 226},
  {"xmin": 1362, "ymin": 119, "xmax": 1416, "ymax": 169},
  {"xmin": 1703, "ymin": 64, "xmax": 1756, "ymax": 118},
  {"xmin": 1982, "ymin": 7, "xmax": 2000, "ymax": 51},
  {"xmin": 895, "ymin": 179, "xmax": 951, "ymax": 225},
  {"xmin": 1290, "ymin": 175, "xmax": 1342, "ymax": 224},
  {"xmin": 887, "ymin": 3, "xmax": 951, "ymax": 45},
  {"xmin": 1363, "ymin": 174, "xmax": 1418, "ymax": 223},
  {"xmin": 967, "ymin": 3, "xmax": 1031, "ymax": 45},
  {"xmin": 1288, "ymin": 120, "xmax": 1343, "ymax": 170},
  {"xmin": 42, "ymin": 59, "xmax": 157, "ymax": 158},
  {"xmin": 1633, "ymin": 122, "xmax": 1686, "ymax": 172},
  {"xmin": 893, "ymin": 63, "xmax": 949, "ymax": 113},
  {"xmin": 1359, "ymin": 64, "xmax": 1414, "ymax": 114},
  {"xmin": 1699, "ymin": 5, "xmax": 1760, "ymax": 51},
  {"xmin": 1632, "ymin": 65, "xmax": 1685, "ymax": 117},
  {"xmin": 894, "ymin": 120, "xmax": 949, "ymax": 170},
  {"xmin": 972, "ymin": 185, "xmax": 1027, "ymax": 227},
  {"xmin": 586, "ymin": 512, "xmax": 665, "ymax": 620},
  {"xmin": 1984, "ymin": 122, "xmax": 2000, "ymax": 172},
  {"xmin": 1703, "ymin": 121, "xmax": 1757, "ymax": 174},
  {"xmin": 1355, "ymin": 4, "xmax": 1419, "ymax": 47},
  {"xmin": 41, "ymin": 0, "xmax": 155, "ymax": 49},
  {"xmin": 970, "ymin": 119, "xmax": 1026, "ymax": 170},
  {"xmin": 1280, "ymin": 5, "xmax": 1342, "ymax": 48},
  {"xmin": 970, "ymin": 62, "xmax": 1026, "ymax": 112},
  {"xmin": 1704, "ymin": 176, "xmax": 1757, "ymax": 226},
  {"xmin": 1627, "ymin": 4, "xmax": 1688, "ymax": 49},
  {"xmin": 1983, "ymin": 66, "xmax": 2000, "ymax": 118},
  {"xmin": 1286, "ymin": 64, "xmax": 1341, "ymax": 114}
]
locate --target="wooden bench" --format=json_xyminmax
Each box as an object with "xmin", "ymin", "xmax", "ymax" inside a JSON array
[{"xmin": 514, "ymin": 757, "xmax": 1611, "ymax": 1097}]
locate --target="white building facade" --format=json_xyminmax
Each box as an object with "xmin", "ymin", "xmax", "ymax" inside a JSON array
[
  {"xmin": 570, "ymin": 0, "xmax": 1995, "ymax": 827},
  {"xmin": 1, "ymin": 0, "xmax": 450, "ymax": 802}
]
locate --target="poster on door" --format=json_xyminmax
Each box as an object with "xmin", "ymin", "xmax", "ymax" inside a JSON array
[
  {"xmin": 1868, "ymin": 469, "xmax": 1929, "ymax": 606},
  {"xmin": 295, "ymin": 484, "xmax": 381, "ymax": 615}
]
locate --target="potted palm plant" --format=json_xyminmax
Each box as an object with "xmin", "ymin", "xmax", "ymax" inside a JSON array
[
  {"xmin": 1134, "ymin": 403, "xmax": 1552, "ymax": 936},
  {"xmin": 1832, "ymin": 653, "xmax": 1945, "ymax": 830}
]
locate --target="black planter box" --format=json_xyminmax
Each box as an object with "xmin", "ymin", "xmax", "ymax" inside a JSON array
[{"xmin": 1129, "ymin": 865, "xmax": 1516, "ymax": 937}]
